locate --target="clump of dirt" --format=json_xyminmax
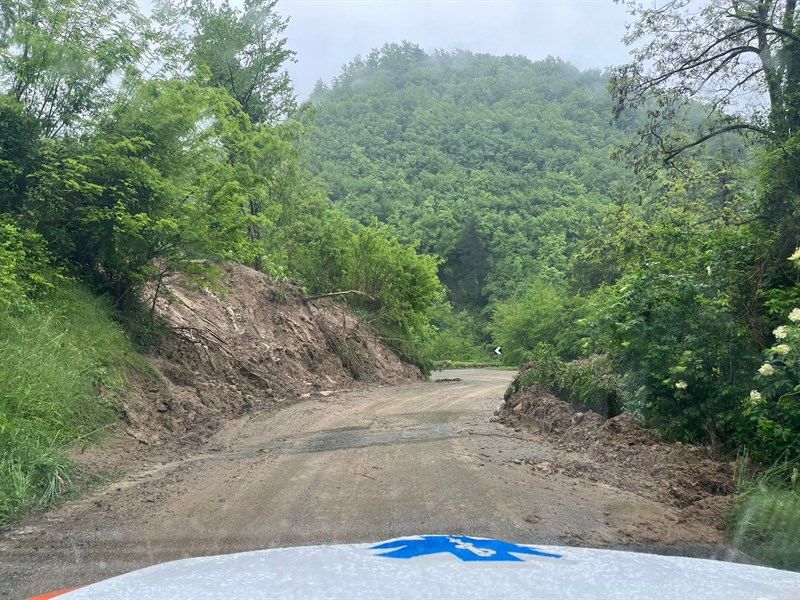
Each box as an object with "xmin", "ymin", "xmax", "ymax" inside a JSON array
[
  {"xmin": 115, "ymin": 263, "xmax": 421, "ymax": 448},
  {"xmin": 497, "ymin": 375, "xmax": 735, "ymax": 532}
]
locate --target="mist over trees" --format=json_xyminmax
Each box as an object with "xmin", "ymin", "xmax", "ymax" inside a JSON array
[{"xmin": 308, "ymin": 45, "xmax": 637, "ymax": 310}]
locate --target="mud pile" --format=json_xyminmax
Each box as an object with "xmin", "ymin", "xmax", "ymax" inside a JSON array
[
  {"xmin": 119, "ymin": 263, "xmax": 421, "ymax": 446},
  {"xmin": 497, "ymin": 378, "xmax": 734, "ymax": 531}
]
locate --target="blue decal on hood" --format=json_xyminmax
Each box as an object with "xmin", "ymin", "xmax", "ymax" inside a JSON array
[{"xmin": 371, "ymin": 535, "xmax": 562, "ymax": 562}]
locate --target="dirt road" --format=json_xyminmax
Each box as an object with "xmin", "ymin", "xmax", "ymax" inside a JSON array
[{"xmin": 0, "ymin": 370, "xmax": 733, "ymax": 598}]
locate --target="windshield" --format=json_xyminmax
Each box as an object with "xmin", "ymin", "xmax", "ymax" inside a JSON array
[{"xmin": 1, "ymin": 1, "xmax": 799, "ymax": 598}]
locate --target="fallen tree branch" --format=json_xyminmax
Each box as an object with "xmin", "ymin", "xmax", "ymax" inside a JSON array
[{"xmin": 303, "ymin": 290, "xmax": 375, "ymax": 302}]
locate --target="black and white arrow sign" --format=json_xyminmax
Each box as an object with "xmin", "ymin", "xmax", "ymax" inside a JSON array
[{"xmin": 494, "ymin": 346, "xmax": 502, "ymax": 356}]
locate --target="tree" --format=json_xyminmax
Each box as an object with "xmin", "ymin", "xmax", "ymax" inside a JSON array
[
  {"xmin": 24, "ymin": 78, "xmax": 258, "ymax": 306},
  {"xmin": 0, "ymin": 0, "xmax": 148, "ymax": 137},
  {"xmin": 345, "ymin": 223, "xmax": 442, "ymax": 343},
  {"xmin": 611, "ymin": 0, "xmax": 800, "ymax": 253},
  {"xmin": 179, "ymin": 0, "xmax": 296, "ymax": 125},
  {"xmin": 0, "ymin": 95, "xmax": 40, "ymax": 213},
  {"xmin": 441, "ymin": 214, "xmax": 490, "ymax": 309},
  {"xmin": 151, "ymin": 0, "xmax": 301, "ymax": 269}
]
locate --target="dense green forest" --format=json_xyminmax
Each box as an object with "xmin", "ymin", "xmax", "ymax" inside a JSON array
[{"xmin": 308, "ymin": 47, "xmax": 636, "ymax": 308}]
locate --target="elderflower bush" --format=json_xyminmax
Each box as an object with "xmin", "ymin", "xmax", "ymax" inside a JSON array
[{"xmin": 745, "ymin": 251, "xmax": 800, "ymax": 462}]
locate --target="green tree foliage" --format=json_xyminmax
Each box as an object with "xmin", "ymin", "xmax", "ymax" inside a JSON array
[
  {"xmin": 292, "ymin": 217, "xmax": 442, "ymax": 370},
  {"xmin": 600, "ymin": 0, "xmax": 800, "ymax": 462},
  {"xmin": 419, "ymin": 300, "xmax": 486, "ymax": 363},
  {"xmin": 33, "ymin": 80, "xmax": 246, "ymax": 302},
  {"xmin": 152, "ymin": 0, "xmax": 310, "ymax": 270},
  {"xmin": 489, "ymin": 280, "xmax": 586, "ymax": 365},
  {"xmin": 307, "ymin": 44, "xmax": 637, "ymax": 310},
  {"xmin": 570, "ymin": 160, "xmax": 765, "ymax": 443},
  {"xmin": 0, "ymin": 0, "xmax": 148, "ymax": 137},
  {"xmin": 0, "ymin": 219, "xmax": 52, "ymax": 310},
  {"xmin": 180, "ymin": 0, "xmax": 296, "ymax": 125},
  {"xmin": 0, "ymin": 95, "xmax": 39, "ymax": 213},
  {"xmin": 611, "ymin": 0, "xmax": 800, "ymax": 255},
  {"xmin": 0, "ymin": 0, "xmax": 440, "ymax": 333},
  {"xmin": 441, "ymin": 214, "xmax": 490, "ymax": 310},
  {"xmin": 345, "ymin": 223, "xmax": 442, "ymax": 343}
]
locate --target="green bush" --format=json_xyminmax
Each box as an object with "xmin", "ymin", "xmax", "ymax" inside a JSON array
[
  {"xmin": 589, "ymin": 262, "xmax": 757, "ymax": 444},
  {"xmin": 0, "ymin": 220, "xmax": 53, "ymax": 310},
  {"xmin": 0, "ymin": 284, "xmax": 139, "ymax": 523},
  {"xmin": 741, "ymin": 252, "xmax": 800, "ymax": 465},
  {"xmin": 506, "ymin": 343, "xmax": 621, "ymax": 417}
]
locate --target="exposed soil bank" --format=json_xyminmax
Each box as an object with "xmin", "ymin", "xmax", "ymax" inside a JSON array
[
  {"xmin": 496, "ymin": 376, "xmax": 735, "ymax": 539},
  {"xmin": 120, "ymin": 263, "xmax": 422, "ymax": 449}
]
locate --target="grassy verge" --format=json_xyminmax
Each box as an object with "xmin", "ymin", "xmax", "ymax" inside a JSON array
[
  {"xmin": 0, "ymin": 283, "xmax": 142, "ymax": 524},
  {"xmin": 730, "ymin": 461, "xmax": 800, "ymax": 572}
]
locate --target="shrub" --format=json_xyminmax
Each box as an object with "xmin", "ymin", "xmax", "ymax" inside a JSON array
[
  {"xmin": 743, "ymin": 255, "xmax": 800, "ymax": 464},
  {"xmin": 0, "ymin": 220, "xmax": 53, "ymax": 310},
  {"xmin": 589, "ymin": 263, "xmax": 757, "ymax": 443},
  {"xmin": 506, "ymin": 344, "xmax": 621, "ymax": 417}
]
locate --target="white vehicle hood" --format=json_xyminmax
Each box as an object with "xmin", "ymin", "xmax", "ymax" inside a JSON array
[{"xmin": 53, "ymin": 535, "xmax": 800, "ymax": 600}]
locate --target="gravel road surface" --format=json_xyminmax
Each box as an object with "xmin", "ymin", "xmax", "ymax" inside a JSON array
[{"xmin": 0, "ymin": 369, "xmax": 733, "ymax": 598}]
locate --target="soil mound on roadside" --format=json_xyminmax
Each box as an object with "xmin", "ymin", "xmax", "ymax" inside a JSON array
[
  {"xmin": 497, "ymin": 371, "xmax": 735, "ymax": 532},
  {"xmin": 119, "ymin": 263, "xmax": 422, "ymax": 447}
]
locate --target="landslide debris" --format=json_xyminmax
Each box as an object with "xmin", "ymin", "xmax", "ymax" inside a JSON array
[
  {"xmin": 497, "ymin": 368, "xmax": 735, "ymax": 533},
  {"xmin": 117, "ymin": 263, "xmax": 422, "ymax": 447}
]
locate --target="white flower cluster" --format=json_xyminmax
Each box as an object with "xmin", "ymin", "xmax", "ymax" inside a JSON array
[
  {"xmin": 675, "ymin": 380, "xmax": 688, "ymax": 389},
  {"xmin": 774, "ymin": 325, "xmax": 788, "ymax": 340},
  {"xmin": 790, "ymin": 247, "xmax": 800, "ymax": 262},
  {"xmin": 789, "ymin": 308, "xmax": 800, "ymax": 323},
  {"xmin": 758, "ymin": 363, "xmax": 775, "ymax": 376},
  {"xmin": 747, "ymin": 389, "xmax": 765, "ymax": 407},
  {"xmin": 773, "ymin": 344, "xmax": 792, "ymax": 355}
]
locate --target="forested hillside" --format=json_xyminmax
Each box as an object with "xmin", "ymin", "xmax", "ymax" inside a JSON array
[{"xmin": 308, "ymin": 45, "xmax": 636, "ymax": 309}]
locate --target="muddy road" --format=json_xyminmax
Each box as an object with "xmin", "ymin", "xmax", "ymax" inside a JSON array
[{"xmin": 1, "ymin": 369, "xmax": 734, "ymax": 598}]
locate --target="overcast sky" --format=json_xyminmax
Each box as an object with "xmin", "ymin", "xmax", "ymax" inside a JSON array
[{"xmin": 277, "ymin": 0, "xmax": 633, "ymax": 99}]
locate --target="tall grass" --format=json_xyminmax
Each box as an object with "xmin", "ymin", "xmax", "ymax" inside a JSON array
[
  {"xmin": 730, "ymin": 459, "xmax": 800, "ymax": 572},
  {"xmin": 0, "ymin": 284, "xmax": 140, "ymax": 524}
]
